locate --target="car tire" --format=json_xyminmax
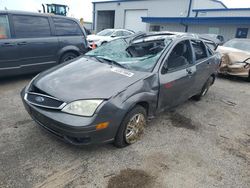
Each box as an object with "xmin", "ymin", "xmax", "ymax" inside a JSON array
[
  {"xmin": 60, "ymin": 52, "xmax": 78, "ymax": 63},
  {"xmin": 193, "ymin": 76, "xmax": 214, "ymax": 101},
  {"xmin": 114, "ymin": 105, "xmax": 147, "ymax": 148},
  {"xmin": 248, "ymin": 70, "xmax": 250, "ymax": 82}
]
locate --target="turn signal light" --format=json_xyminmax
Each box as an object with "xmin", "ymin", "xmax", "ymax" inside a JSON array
[
  {"xmin": 96, "ymin": 122, "xmax": 109, "ymax": 131},
  {"xmin": 92, "ymin": 42, "xmax": 97, "ymax": 49}
]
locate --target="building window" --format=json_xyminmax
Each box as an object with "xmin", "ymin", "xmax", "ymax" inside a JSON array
[
  {"xmin": 235, "ymin": 28, "xmax": 249, "ymax": 38},
  {"xmin": 151, "ymin": 25, "xmax": 160, "ymax": 32},
  {"xmin": 208, "ymin": 27, "xmax": 219, "ymax": 35}
]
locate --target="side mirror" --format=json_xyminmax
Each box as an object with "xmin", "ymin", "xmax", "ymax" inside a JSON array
[{"xmin": 111, "ymin": 34, "xmax": 116, "ymax": 38}]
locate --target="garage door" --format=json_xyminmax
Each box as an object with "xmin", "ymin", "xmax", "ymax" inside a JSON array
[{"xmin": 124, "ymin": 10, "xmax": 148, "ymax": 32}]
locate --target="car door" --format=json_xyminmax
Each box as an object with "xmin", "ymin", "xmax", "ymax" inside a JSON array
[
  {"xmin": 11, "ymin": 14, "xmax": 59, "ymax": 72},
  {"xmin": 190, "ymin": 40, "xmax": 212, "ymax": 94},
  {"xmin": 0, "ymin": 14, "xmax": 20, "ymax": 75},
  {"xmin": 158, "ymin": 40, "xmax": 196, "ymax": 111}
]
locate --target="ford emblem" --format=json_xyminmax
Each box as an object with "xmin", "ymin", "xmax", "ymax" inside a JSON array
[{"xmin": 35, "ymin": 96, "xmax": 45, "ymax": 103}]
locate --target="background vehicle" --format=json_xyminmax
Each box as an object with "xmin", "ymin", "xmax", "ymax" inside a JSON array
[
  {"xmin": 0, "ymin": 10, "xmax": 88, "ymax": 77},
  {"xmin": 21, "ymin": 32, "xmax": 220, "ymax": 148},
  {"xmin": 87, "ymin": 29, "xmax": 134, "ymax": 49},
  {"xmin": 42, "ymin": 4, "xmax": 69, "ymax": 16},
  {"xmin": 217, "ymin": 39, "xmax": 250, "ymax": 79},
  {"xmin": 199, "ymin": 34, "xmax": 225, "ymax": 46}
]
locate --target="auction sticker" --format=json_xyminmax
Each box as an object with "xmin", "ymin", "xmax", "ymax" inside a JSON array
[{"xmin": 111, "ymin": 67, "xmax": 134, "ymax": 77}]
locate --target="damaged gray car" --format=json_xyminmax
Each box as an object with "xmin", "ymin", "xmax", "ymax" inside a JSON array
[{"xmin": 21, "ymin": 32, "xmax": 220, "ymax": 147}]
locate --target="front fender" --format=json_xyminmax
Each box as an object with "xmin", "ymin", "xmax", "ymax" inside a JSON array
[{"xmin": 113, "ymin": 73, "xmax": 159, "ymax": 118}]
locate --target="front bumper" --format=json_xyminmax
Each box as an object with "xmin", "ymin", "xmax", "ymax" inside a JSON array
[
  {"xmin": 218, "ymin": 68, "xmax": 249, "ymax": 78},
  {"xmin": 21, "ymin": 89, "xmax": 119, "ymax": 145},
  {"xmin": 219, "ymin": 61, "xmax": 250, "ymax": 78}
]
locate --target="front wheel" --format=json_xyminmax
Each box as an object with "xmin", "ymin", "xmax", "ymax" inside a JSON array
[
  {"xmin": 193, "ymin": 76, "xmax": 214, "ymax": 101},
  {"xmin": 114, "ymin": 106, "xmax": 147, "ymax": 148}
]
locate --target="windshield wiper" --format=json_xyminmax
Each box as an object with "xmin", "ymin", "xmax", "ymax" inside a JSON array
[
  {"xmin": 84, "ymin": 55, "xmax": 103, "ymax": 63},
  {"xmin": 94, "ymin": 56, "xmax": 127, "ymax": 69},
  {"xmin": 85, "ymin": 55, "xmax": 126, "ymax": 68}
]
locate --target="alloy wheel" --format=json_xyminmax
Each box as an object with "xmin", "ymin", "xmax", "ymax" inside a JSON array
[{"xmin": 125, "ymin": 113, "xmax": 146, "ymax": 144}]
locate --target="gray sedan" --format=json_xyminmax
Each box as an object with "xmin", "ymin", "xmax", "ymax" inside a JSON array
[{"xmin": 21, "ymin": 32, "xmax": 220, "ymax": 148}]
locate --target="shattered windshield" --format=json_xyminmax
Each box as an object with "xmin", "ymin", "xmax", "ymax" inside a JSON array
[
  {"xmin": 86, "ymin": 37, "xmax": 172, "ymax": 72},
  {"xmin": 224, "ymin": 40, "xmax": 250, "ymax": 52}
]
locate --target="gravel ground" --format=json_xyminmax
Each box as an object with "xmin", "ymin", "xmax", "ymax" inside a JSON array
[{"xmin": 0, "ymin": 75, "xmax": 249, "ymax": 188}]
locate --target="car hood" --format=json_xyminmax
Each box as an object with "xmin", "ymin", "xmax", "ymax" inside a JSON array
[
  {"xmin": 32, "ymin": 57, "xmax": 150, "ymax": 102},
  {"xmin": 87, "ymin": 34, "xmax": 111, "ymax": 41},
  {"xmin": 217, "ymin": 46, "xmax": 250, "ymax": 64}
]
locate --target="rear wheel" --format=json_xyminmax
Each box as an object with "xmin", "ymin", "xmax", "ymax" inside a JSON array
[
  {"xmin": 60, "ymin": 52, "xmax": 78, "ymax": 63},
  {"xmin": 193, "ymin": 76, "xmax": 214, "ymax": 101},
  {"xmin": 114, "ymin": 106, "xmax": 147, "ymax": 148}
]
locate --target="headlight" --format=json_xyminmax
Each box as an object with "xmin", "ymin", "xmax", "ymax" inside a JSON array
[{"xmin": 62, "ymin": 100, "xmax": 103, "ymax": 117}]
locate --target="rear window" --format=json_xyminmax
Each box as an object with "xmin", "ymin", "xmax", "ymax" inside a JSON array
[
  {"xmin": 13, "ymin": 15, "xmax": 51, "ymax": 38},
  {"xmin": 53, "ymin": 18, "xmax": 82, "ymax": 36},
  {"xmin": 0, "ymin": 15, "xmax": 11, "ymax": 39}
]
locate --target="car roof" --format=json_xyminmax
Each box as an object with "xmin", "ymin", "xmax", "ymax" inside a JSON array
[
  {"xmin": 0, "ymin": 10, "xmax": 78, "ymax": 21},
  {"xmin": 98, "ymin": 28, "xmax": 133, "ymax": 33},
  {"xmin": 131, "ymin": 31, "xmax": 199, "ymax": 43}
]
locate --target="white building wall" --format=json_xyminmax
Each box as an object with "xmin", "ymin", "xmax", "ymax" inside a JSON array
[
  {"xmin": 94, "ymin": 0, "xmax": 190, "ymax": 30},
  {"xmin": 150, "ymin": 24, "xmax": 186, "ymax": 32},
  {"xmin": 94, "ymin": 0, "xmax": 250, "ymax": 39},
  {"xmin": 188, "ymin": 25, "xmax": 250, "ymax": 40},
  {"xmin": 195, "ymin": 10, "xmax": 250, "ymax": 17},
  {"xmin": 192, "ymin": 0, "xmax": 225, "ymax": 9}
]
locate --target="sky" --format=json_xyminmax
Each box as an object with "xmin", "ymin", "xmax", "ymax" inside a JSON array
[{"xmin": 0, "ymin": 0, "xmax": 250, "ymax": 22}]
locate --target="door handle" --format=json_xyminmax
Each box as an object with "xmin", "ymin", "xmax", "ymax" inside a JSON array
[
  {"xmin": 2, "ymin": 42, "xmax": 15, "ymax": 47},
  {"xmin": 17, "ymin": 42, "xmax": 27, "ymax": 46},
  {"xmin": 186, "ymin": 68, "xmax": 193, "ymax": 75}
]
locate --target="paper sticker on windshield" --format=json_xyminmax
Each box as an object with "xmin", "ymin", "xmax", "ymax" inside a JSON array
[{"xmin": 111, "ymin": 67, "xmax": 134, "ymax": 77}]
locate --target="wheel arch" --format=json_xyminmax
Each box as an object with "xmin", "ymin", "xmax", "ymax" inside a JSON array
[
  {"xmin": 210, "ymin": 73, "xmax": 216, "ymax": 85},
  {"xmin": 57, "ymin": 46, "xmax": 81, "ymax": 63},
  {"xmin": 122, "ymin": 92, "xmax": 157, "ymax": 118}
]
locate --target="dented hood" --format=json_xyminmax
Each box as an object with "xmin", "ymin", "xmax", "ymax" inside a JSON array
[
  {"xmin": 217, "ymin": 46, "xmax": 250, "ymax": 64},
  {"xmin": 32, "ymin": 57, "xmax": 149, "ymax": 102}
]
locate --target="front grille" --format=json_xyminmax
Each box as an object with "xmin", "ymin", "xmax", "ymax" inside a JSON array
[{"xmin": 25, "ymin": 92, "xmax": 66, "ymax": 109}]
